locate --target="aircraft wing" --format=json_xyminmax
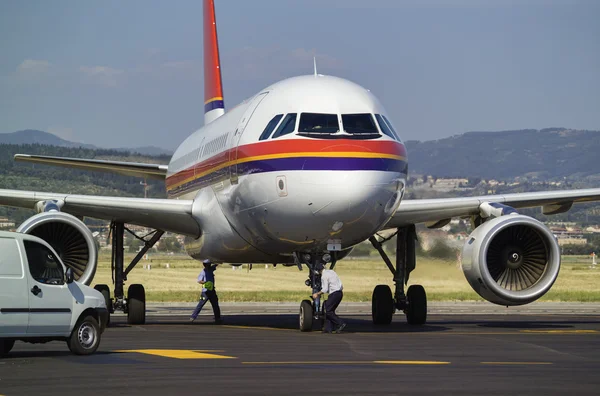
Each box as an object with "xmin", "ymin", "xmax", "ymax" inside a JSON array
[
  {"xmin": 0, "ymin": 189, "xmax": 200, "ymax": 236},
  {"xmin": 14, "ymin": 154, "xmax": 168, "ymax": 180},
  {"xmin": 387, "ymin": 188, "xmax": 600, "ymax": 228}
]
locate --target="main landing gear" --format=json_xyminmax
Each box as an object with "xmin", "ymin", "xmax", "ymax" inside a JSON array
[
  {"xmin": 93, "ymin": 222, "xmax": 164, "ymax": 325},
  {"xmin": 297, "ymin": 252, "xmax": 336, "ymax": 332},
  {"xmin": 369, "ymin": 225, "xmax": 427, "ymax": 326}
]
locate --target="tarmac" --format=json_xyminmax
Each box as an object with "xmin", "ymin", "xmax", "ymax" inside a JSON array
[{"xmin": 2, "ymin": 302, "xmax": 600, "ymax": 395}]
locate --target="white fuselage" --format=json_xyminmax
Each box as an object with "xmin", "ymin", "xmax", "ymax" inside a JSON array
[{"xmin": 166, "ymin": 75, "xmax": 408, "ymax": 263}]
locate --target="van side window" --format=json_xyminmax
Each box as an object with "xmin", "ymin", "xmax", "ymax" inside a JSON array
[
  {"xmin": 259, "ymin": 114, "xmax": 284, "ymax": 140},
  {"xmin": 272, "ymin": 113, "xmax": 297, "ymax": 139},
  {"xmin": 0, "ymin": 238, "xmax": 23, "ymax": 277},
  {"xmin": 24, "ymin": 241, "xmax": 64, "ymax": 285}
]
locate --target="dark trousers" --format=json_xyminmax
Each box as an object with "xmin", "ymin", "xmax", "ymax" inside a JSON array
[
  {"xmin": 191, "ymin": 290, "xmax": 221, "ymax": 320},
  {"xmin": 324, "ymin": 291, "xmax": 344, "ymax": 332}
]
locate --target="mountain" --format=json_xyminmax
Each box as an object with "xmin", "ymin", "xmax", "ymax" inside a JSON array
[
  {"xmin": 0, "ymin": 130, "xmax": 173, "ymax": 156},
  {"xmin": 405, "ymin": 128, "xmax": 600, "ymax": 180}
]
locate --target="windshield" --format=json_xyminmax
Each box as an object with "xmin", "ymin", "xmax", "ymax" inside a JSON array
[
  {"xmin": 342, "ymin": 114, "xmax": 379, "ymax": 135},
  {"xmin": 259, "ymin": 114, "xmax": 283, "ymax": 140},
  {"xmin": 375, "ymin": 114, "xmax": 400, "ymax": 140},
  {"xmin": 298, "ymin": 113, "xmax": 339, "ymax": 134},
  {"xmin": 272, "ymin": 113, "xmax": 297, "ymax": 139}
]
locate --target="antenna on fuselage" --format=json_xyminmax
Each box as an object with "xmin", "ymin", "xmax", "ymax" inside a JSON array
[{"xmin": 313, "ymin": 57, "xmax": 318, "ymax": 77}]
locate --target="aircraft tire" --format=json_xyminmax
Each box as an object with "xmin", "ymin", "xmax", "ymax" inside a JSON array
[
  {"xmin": 299, "ymin": 300, "xmax": 313, "ymax": 332},
  {"xmin": 372, "ymin": 285, "xmax": 394, "ymax": 325},
  {"xmin": 127, "ymin": 284, "xmax": 146, "ymax": 325},
  {"xmin": 94, "ymin": 284, "xmax": 112, "ymax": 325},
  {"xmin": 406, "ymin": 285, "xmax": 427, "ymax": 325}
]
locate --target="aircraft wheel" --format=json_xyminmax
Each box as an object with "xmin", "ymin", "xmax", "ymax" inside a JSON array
[
  {"xmin": 299, "ymin": 300, "xmax": 313, "ymax": 332},
  {"xmin": 372, "ymin": 285, "xmax": 394, "ymax": 325},
  {"xmin": 127, "ymin": 284, "xmax": 146, "ymax": 325},
  {"xmin": 94, "ymin": 284, "xmax": 112, "ymax": 325},
  {"xmin": 406, "ymin": 285, "xmax": 427, "ymax": 325}
]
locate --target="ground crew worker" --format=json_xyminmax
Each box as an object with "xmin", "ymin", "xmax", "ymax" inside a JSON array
[
  {"xmin": 190, "ymin": 259, "xmax": 222, "ymax": 323},
  {"xmin": 312, "ymin": 264, "xmax": 346, "ymax": 333}
]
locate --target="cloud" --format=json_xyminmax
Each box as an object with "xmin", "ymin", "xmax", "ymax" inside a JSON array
[
  {"xmin": 79, "ymin": 65, "xmax": 124, "ymax": 87},
  {"xmin": 15, "ymin": 59, "xmax": 52, "ymax": 79}
]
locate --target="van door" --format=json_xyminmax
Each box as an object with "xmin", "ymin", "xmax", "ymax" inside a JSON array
[
  {"xmin": 229, "ymin": 92, "xmax": 269, "ymax": 184},
  {"xmin": 23, "ymin": 240, "xmax": 73, "ymax": 335},
  {"xmin": 0, "ymin": 236, "xmax": 29, "ymax": 336}
]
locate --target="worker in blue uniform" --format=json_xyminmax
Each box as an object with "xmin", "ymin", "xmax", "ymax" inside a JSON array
[{"xmin": 190, "ymin": 259, "xmax": 222, "ymax": 323}]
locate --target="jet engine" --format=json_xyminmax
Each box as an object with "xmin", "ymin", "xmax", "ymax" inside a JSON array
[
  {"xmin": 461, "ymin": 214, "xmax": 560, "ymax": 306},
  {"xmin": 17, "ymin": 212, "xmax": 98, "ymax": 285}
]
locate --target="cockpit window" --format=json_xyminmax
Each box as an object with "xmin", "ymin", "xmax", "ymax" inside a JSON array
[
  {"xmin": 259, "ymin": 114, "xmax": 284, "ymax": 141},
  {"xmin": 272, "ymin": 113, "xmax": 297, "ymax": 139},
  {"xmin": 298, "ymin": 113, "xmax": 339, "ymax": 134},
  {"xmin": 341, "ymin": 114, "xmax": 379, "ymax": 135},
  {"xmin": 375, "ymin": 114, "xmax": 400, "ymax": 140}
]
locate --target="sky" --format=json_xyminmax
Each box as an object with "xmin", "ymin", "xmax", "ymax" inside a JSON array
[{"xmin": 0, "ymin": 0, "xmax": 599, "ymax": 150}]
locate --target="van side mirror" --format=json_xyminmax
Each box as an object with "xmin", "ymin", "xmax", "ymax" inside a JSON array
[{"xmin": 65, "ymin": 268, "xmax": 74, "ymax": 284}]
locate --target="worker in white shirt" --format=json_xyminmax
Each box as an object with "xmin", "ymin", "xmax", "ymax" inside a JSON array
[{"xmin": 312, "ymin": 264, "xmax": 346, "ymax": 333}]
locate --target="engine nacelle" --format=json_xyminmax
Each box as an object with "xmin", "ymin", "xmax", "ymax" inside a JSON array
[
  {"xmin": 461, "ymin": 214, "xmax": 560, "ymax": 306},
  {"xmin": 17, "ymin": 212, "xmax": 98, "ymax": 285}
]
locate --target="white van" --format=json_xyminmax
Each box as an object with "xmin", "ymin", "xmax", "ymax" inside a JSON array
[{"xmin": 0, "ymin": 231, "xmax": 108, "ymax": 356}]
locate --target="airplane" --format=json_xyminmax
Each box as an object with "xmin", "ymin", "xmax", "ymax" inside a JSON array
[{"xmin": 2, "ymin": 0, "xmax": 600, "ymax": 330}]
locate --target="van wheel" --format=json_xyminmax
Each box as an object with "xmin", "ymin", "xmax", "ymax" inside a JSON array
[
  {"xmin": 127, "ymin": 284, "xmax": 146, "ymax": 325},
  {"xmin": 0, "ymin": 339, "xmax": 15, "ymax": 357},
  {"xmin": 68, "ymin": 316, "xmax": 101, "ymax": 355}
]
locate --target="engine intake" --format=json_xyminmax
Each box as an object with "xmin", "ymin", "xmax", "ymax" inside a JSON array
[
  {"xmin": 17, "ymin": 212, "xmax": 98, "ymax": 285},
  {"xmin": 461, "ymin": 214, "xmax": 560, "ymax": 306}
]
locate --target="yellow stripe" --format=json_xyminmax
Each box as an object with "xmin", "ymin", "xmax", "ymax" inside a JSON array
[
  {"xmin": 373, "ymin": 360, "xmax": 450, "ymax": 365},
  {"xmin": 167, "ymin": 152, "xmax": 406, "ymax": 191},
  {"xmin": 481, "ymin": 362, "xmax": 552, "ymax": 365},
  {"xmin": 242, "ymin": 360, "xmax": 450, "ymax": 365},
  {"xmin": 115, "ymin": 349, "xmax": 235, "ymax": 359},
  {"xmin": 204, "ymin": 96, "xmax": 224, "ymax": 104}
]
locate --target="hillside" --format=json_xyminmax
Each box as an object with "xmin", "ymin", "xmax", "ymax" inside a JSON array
[
  {"xmin": 405, "ymin": 128, "xmax": 600, "ymax": 180},
  {"xmin": 0, "ymin": 130, "xmax": 173, "ymax": 156}
]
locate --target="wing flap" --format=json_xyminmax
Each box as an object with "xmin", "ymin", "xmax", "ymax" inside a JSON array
[
  {"xmin": 388, "ymin": 188, "xmax": 600, "ymax": 228},
  {"xmin": 0, "ymin": 189, "xmax": 199, "ymax": 236},
  {"xmin": 14, "ymin": 154, "xmax": 168, "ymax": 180}
]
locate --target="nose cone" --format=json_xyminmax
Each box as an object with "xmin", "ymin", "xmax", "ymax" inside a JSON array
[{"xmin": 300, "ymin": 170, "xmax": 403, "ymax": 244}]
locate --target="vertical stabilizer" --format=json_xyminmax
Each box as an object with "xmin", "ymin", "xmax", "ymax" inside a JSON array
[{"xmin": 203, "ymin": 0, "xmax": 225, "ymax": 125}]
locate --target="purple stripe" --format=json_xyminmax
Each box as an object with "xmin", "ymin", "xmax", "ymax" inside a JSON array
[{"xmin": 168, "ymin": 157, "xmax": 407, "ymax": 197}]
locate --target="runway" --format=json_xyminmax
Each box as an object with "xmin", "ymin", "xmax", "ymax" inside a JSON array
[{"xmin": 2, "ymin": 303, "xmax": 600, "ymax": 395}]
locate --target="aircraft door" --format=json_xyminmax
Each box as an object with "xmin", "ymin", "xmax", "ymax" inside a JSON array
[{"xmin": 230, "ymin": 92, "xmax": 269, "ymax": 184}]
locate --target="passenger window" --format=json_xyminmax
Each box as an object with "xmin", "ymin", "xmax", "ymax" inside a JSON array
[
  {"xmin": 24, "ymin": 241, "xmax": 64, "ymax": 285},
  {"xmin": 272, "ymin": 113, "xmax": 297, "ymax": 139},
  {"xmin": 375, "ymin": 114, "xmax": 399, "ymax": 140},
  {"xmin": 341, "ymin": 114, "xmax": 379, "ymax": 135},
  {"xmin": 259, "ymin": 114, "xmax": 284, "ymax": 140},
  {"xmin": 298, "ymin": 113, "xmax": 339, "ymax": 134}
]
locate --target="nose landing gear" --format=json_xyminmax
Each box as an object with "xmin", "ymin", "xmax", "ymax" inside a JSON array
[
  {"xmin": 369, "ymin": 225, "xmax": 427, "ymax": 326},
  {"xmin": 297, "ymin": 252, "xmax": 333, "ymax": 331}
]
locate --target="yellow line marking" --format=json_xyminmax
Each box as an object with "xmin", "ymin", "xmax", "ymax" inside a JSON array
[
  {"xmin": 204, "ymin": 96, "xmax": 224, "ymax": 104},
  {"xmin": 520, "ymin": 329, "xmax": 599, "ymax": 334},
  {"xmin": 374, "ymin": 361, "xmax": 450, "ymax": 365},
  {"xmin": 222, "ymin": 325, "xmax": 293, "ymax": 332},
  {"xmin": 481, "ymin": 362, "xmax": 553, "ymax": 365},
  {"xmin": 115, "ymin": 349, "xmax": 236, "ymax": 359},
  {"xmin": 242, "ymin": 360, "xmax": 449, "ymax": 365}
]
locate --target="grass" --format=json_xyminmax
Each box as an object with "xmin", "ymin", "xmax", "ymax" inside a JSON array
[{"xmin": 90, "ymin": 253, "xmax": 600, "ymax": 302}]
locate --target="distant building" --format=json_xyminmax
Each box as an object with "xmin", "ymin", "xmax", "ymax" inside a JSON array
[{"xmin": 0, "ymin": 217, "xmax": 15, "ymax": 228}]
